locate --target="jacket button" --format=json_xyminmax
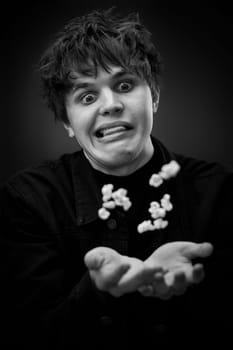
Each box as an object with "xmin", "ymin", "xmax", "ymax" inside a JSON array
[
  {"xmin": 107, "ymin": 218, "xmax": 117, "ymax": 230},
  {"xmin": 100, "ymin": 315, "xmax": 113, "ymax": 327},
  {"xmin": 152, "ymin": 323, "xmax": 167, "ymax": 334}
]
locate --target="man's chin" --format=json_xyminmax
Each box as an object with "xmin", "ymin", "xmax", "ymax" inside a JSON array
[{"xmin": 85, "ymin": 151, "xmax": 135, "ymax": 174}]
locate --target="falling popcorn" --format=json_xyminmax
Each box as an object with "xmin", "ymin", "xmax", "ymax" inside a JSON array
[
  {"xmin": 137, "ymin": 218, "xmax": 168, "ymax": 233},
  {"xmin": 137, "ymin": 220, "xmax": 155, "ymax": 234},
  {"xmin": 149, "ymin": 160, "xmax": 180, "ymax": 188},
  {"xmin": 149, "ymin": 207, "xmax": 166, "ymax": 219},
  {"xmin": 153, "ymin": 218, "xmax": 168, "ymax": 230},
  {"xmin": 98, "ymin": 184, "xmax": 132, "ymax": 220},
  {"xmin": 149, "ymin": 174, "xmax": 163, "ymax": 188},
  {"xmin": 103, "ymin": 200, "xmax": 116, "ymax": 209},
  {"xmin": 98, "ymin": 160, "xmax": 180, "ymax": 234},
  {"xmin": 101, "ymin": 184, "xmax": 114, "ymax": 202},
  {"xmin": 137, "ymin": 160, "xmax": 180, "ymax": 233},
  {"xmin": 159, "ymin": 160, "xmax": 181, "ymax": 180},
  {"xmin": 98, "ymin": 207, "xmax": 110, "ymax": 220},
  {"xmin": 161, "ymin": 194, "xmax": 173, "ymax": 211}
]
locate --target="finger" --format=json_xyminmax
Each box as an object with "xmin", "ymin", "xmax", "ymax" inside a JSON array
[
  {"xmin": 172, "ymin": 272, "xmax": 188, "ymax": 295},
  {"xmin": 90, "ymin": 263, "xmax": 129, "ymax": 291},
  {"xmin": 172, "ymin": 271, "xmax": 187, "ymax": 290},
  {"xmin": 108, "ymin": 286, "xmax": 125, "ymax": 297},
  {"xmin": 84, "ymin": 250, "xmax": 105, "ymax": 270},
  {"xmin": 140, "ymin": 266, "xmax": 165, "ymax": 285},
  {"xmin": 138, "ymin": 283, "xmax": 170, "ymax": 299},
  {"xmin": 174, "ymin": 264, "xmax": 204, "ymax": 285},
  {"xmin": 116, "ymin": 264, "xmax": 145, "ymax": 292},
  {"xmin": 138, "ymin": 285, "xmax": 154, "ymax": 297},
  {"xmin": 183, "ymin": 242, "xmax": 213, "ymax": 260},
  {"xmin": 139, "ymin": 279, "xmax": 174, "ymax": 300},
  {"xmin": 192, "ymin": 263, "xmax": 205, "ymax": 284},
  {"xmin": 152, "ymin": 275, "xmax": 170, "ymax": 295},
  {"xmin": 154, "ymin": 289, "xmax": 173, "ymax": 300},
  {"xmin": 84, "ymin": 246, "xmax": 121, "ymax": 270}
]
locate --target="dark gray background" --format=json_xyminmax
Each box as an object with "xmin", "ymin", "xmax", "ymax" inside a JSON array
[{"xmin": 2, "ymin": 2, "xmax": 233, "ymax": 184}]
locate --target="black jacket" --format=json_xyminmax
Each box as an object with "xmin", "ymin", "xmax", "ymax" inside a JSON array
[{"xmin": 1, "ymin": 137, "xmax": 233, "ymax": 349}]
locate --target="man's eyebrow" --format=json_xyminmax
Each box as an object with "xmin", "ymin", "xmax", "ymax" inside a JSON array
[
  {"xmin": 71, "ymin": 70, "xmax": 135, "ymax": 92},
  {"xmin": 72, "ymin": 82, "xmax": 91, "ymax": 93},
  {"xmin": 112, "ymin": 70, "xmax": 135, "ymax": 79}
]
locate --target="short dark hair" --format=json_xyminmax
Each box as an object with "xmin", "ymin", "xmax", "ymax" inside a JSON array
[{"xmin": 37, "ymin": 8, "xmax": 163, "ymax": 123}]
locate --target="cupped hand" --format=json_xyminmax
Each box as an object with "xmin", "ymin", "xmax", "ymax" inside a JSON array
[
  {"xmin": 84, "ymin": 246, "xmax": 163, "ymax": 297},
  {"xmin": 84, "ymin": 242, "xmax": 213, "ymax": 299},
  {"xmin": 139, "ymin": 241, "xmax": 213, "ymax": 298}
]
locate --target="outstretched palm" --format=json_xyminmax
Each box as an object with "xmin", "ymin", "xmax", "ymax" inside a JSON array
[{"xmin": 140, "ymin": 241, "xmax": 213, "ymax": 298}]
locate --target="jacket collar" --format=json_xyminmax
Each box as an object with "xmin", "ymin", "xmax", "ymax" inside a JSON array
[{"xmin": 72, "ymin": 151, "xmax": 102, "ymax": 226}]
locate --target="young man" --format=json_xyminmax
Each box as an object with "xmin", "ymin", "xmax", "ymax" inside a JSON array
[{"xmin": 0, "ymin": 8, "xmax": 232, "ymax": 349}]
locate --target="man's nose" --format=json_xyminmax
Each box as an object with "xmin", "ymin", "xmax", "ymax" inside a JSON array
[{"xmin": 99, "ymin": 89, "xmax": 123, "ymax": 116}]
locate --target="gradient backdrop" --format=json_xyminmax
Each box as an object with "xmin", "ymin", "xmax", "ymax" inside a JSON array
[{"xmin": 2, "ymin": 2, "xmax": 233, "ymax": 184}]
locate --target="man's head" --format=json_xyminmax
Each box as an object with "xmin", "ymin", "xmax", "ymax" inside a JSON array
[{"xmin": 38, "ymin": 8, "xmax": 162, "ymax": 124}]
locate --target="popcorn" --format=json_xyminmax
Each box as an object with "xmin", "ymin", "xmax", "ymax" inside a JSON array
[
  {"xmin": 149, "ymin": 160, "xmax": 180, "ymax": 187},
  {"xmin": 137, "ymin": 160, "xmax": 180, "ymax": 233},
  {"xmin": 137, "ymin": 220, "xmax": 155, "ymax": 234},
  {"xmin": 137, "ymin": 218, "xmax": 168, "ymax": 233},
  {"xmin": 137, "ymin": 193, "xmax": 171, "ymax": 233},
  {"xmin": 160, "ymin": 160, "xmax": 180, "ymax": 179},
  {"xmin": 149, "ymin": 174, "xmax": 163, "ymax": 188},
  {"xmin": 98, "ymin": 207, "xmax": 110, "ymax": 220},
  {"xmin": 121, "ymin": 198, "xmax": 132, "ymax": 211},
  {"xmin": 98, "ymin": 160, "xmax": 180, "ymax": 234},
  {"xmin": 102, "ymin": 184, "xmax": 114, "ymax": 202},
  {"xmin": 153, "ymin": 218, "xmax": 168, "ymax": 230},
  {"xmin": 98, "ymin": 184, "xmax": 132, "ymax": 220},
  {"xmin": 150, "ymin": 201, "xmax": 160, "ymax": 209},
  {"xmin": 149, "ymin": 207, "xmax": 166, "ymax": 219},
  {"xmin": 103, "ymin": 200, "xmax": 116, "ymax": 209},
  {"xmin": 161, "ymin": 194, "xmax": 173, "ymax": 211},
  {"xmin": 112, "ymin": 188, "xmax": 128, "ymax": 206}
]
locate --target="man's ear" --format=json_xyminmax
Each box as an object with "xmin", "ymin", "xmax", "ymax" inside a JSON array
[
  {"xmin": 64, "ymin": 124, "xmax": 75, "ymax": 138},
  {"xmin": 153, "ymin": 88, "xmax": 160, "ymax": 114}
]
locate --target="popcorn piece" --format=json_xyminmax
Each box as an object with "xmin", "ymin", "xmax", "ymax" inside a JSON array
[
  {"xmin": 98, "ymin": 207, "xmax": 110, "ymax": 220},
  {"xmin": 121, "ymin": 198, "xmax": 132, "ymax": 211},
  {"xmin": 102, "ymin": 184, "xmax": 114, "ymax": 202},
  {"xmin": 149, "ymin": 174, "xmax": 163, "ymax": 188},
  {"xmin": 103, "ymin": 200, "xmax": 116, "ymax": 209},
  {"xmin": 160, "ymin": 160, "xmax": 180, "ymax": 179},
  {"xmin": 137, "ymin": 220, "xmax": 155, "ymax": 234},
  {"xmin": 160, "ymin": 220, "xmax": 168, "ymax": 229},
  {"xmin": 153, "ymin": 218, "xmax": 168, "ymax": 229},
  {"xmin": 161, "ymin": 194, "xmax": 173, "ymax": 211},
  {"xmin": 112, "ymin": 188, "xmax": 127, "ymax": 205},
  {"xmin": 149, "ymin": 207, "xmax": 166, "ymax": 219},
  {"xmin": 150, "ymin": 201, "xmax": 160, "ymax": 209},
  {"xmin": 112, "ymin": 188, "xmax": 131, "ymax": 210},
  {"xmin": 113, "ymin": 188, "xmax": 127, "ymax": 198}
]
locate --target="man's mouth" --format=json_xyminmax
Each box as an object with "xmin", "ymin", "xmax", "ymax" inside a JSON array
[{"xmin": 95, "ymin": 123, "xmax": 132, "ymax": 139}]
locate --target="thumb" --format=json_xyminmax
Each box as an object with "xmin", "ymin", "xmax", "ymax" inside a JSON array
[
  {"xmin": 84, "ymin": 248, "xmax": 106, "ymax": 270},
  {"xmin": 84, "ymin": 246, "xmax": 121, "ymax": 270},
  {"xmin": 184, "ymin": 242, "xmax": 213, "ymax": 259}
]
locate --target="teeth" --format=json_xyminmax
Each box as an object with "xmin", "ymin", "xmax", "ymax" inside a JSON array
[
  {"xmin": 97, "ymin": 125, "xmax": 127, "ymax": 138},
  {"xmin": 102, "ymin": 126, "xmax": 126, "ymax": 136}
]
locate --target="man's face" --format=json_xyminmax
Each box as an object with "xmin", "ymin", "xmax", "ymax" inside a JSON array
[{"xmin": 65, "ymin": 65, "xmax": 157, "ymax": 175}]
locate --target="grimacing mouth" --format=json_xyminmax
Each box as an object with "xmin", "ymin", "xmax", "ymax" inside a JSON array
[{"xmin": 95, "ymin": 122, "xmax": 133, "ymax": 138}]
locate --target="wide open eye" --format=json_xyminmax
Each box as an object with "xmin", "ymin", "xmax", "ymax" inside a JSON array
[
  {"xmin": 81, "ymin": 93, "xmax": 97, "ymax": 105},
  {"xmin": 117, "ymin": 80, "xmax": 134, "ymax": 92}
]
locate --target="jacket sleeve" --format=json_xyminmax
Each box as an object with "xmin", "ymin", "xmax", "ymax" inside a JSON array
[{"xmin": 0, "ymin": 182, "xmax": 114, "ymax": 348}]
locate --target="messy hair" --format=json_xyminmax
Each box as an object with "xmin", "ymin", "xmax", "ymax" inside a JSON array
[{"xmin": 37, "ymin": 8, "xmax": 163, "ymax": 123}]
